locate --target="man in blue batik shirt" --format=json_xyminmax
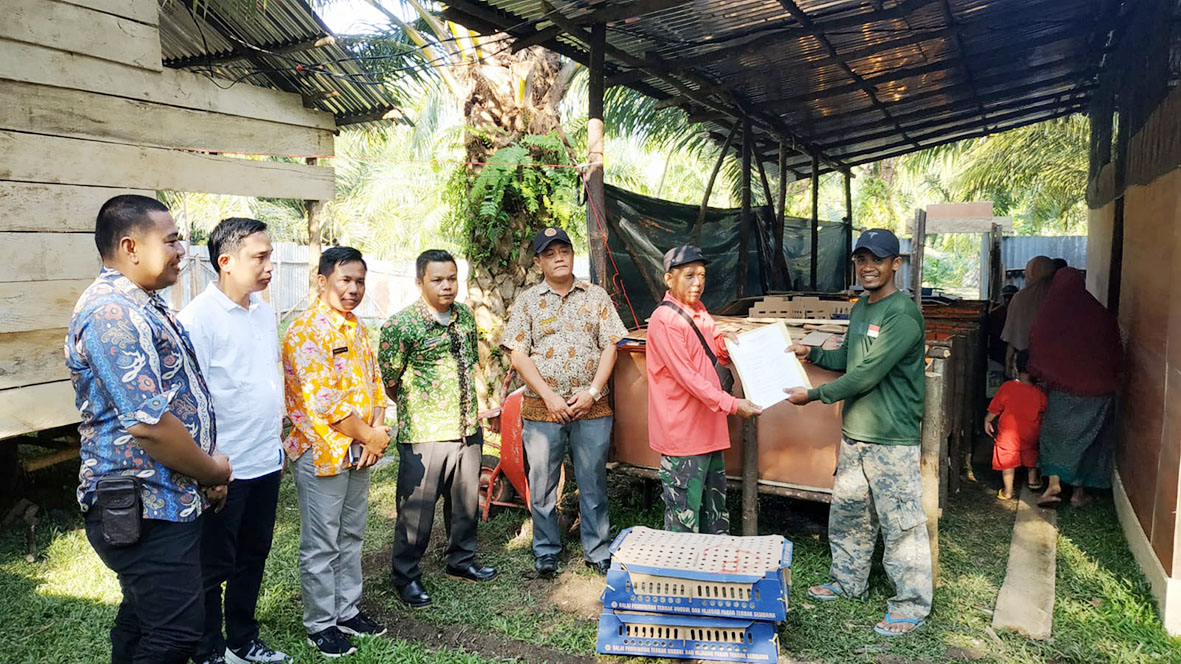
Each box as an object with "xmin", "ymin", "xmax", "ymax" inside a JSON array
[{"xmin": 66, "ymin": 195, "xmax": 233, "ymax": 664}]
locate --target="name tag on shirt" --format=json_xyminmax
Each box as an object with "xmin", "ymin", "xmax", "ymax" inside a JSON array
[
  {"xmin": 332, "ymin": 346, "xmax": 349, "ymax": 355},
  {"xmin": 538, "ymin": 315, "xmax": 558, "ymax": 327},
  {"xmin": 423, "ymin": 335, "xmax": 449, "ymax": 349},
  {"xmin": 867, "ymin": 324, "xmax": 881, "ymax": 338}
]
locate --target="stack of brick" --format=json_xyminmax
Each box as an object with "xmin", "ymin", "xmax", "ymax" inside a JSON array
[{"xmin": 595, "ymin": 526, "xmax": 792, "ymax": 663}]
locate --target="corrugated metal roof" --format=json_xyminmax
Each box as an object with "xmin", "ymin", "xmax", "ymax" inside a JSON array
[
  {"xmin": 157, "ymin": 0, "xmax": 405, "ymax": 131},
  {"xmin": 440, "ymin": 0, "xmax": 1115, "ymax": 178}
]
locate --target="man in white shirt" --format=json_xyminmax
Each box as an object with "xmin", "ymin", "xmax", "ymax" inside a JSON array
[{"xmin": 178, "ymin": 218, "xmax": 289, "ymax": 664}]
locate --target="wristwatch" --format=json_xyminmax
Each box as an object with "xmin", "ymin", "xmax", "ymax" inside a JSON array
[{"xmin": 587, "ymin": 385, "xmax": 603, "ymax": 402}]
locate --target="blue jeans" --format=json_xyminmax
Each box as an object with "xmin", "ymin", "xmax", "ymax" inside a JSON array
[{"xmin": 522, "ymin": 416, "xmax": 613, "ymax": 563}]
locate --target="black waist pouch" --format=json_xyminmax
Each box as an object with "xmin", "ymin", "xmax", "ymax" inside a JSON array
[{"xmin": 95, "ymin": 476, "xmax": 142, "ymax": 547}]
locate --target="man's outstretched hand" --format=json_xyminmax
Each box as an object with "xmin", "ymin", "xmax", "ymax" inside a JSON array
[{"xmin": 784, "ymin": 387, "xmax": 811, "ymax": 405}]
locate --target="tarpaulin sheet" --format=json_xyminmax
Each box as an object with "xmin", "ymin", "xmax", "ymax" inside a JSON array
[{"xmin": 598, "ymin": 184, "xmax": 848, "ymax": 326}]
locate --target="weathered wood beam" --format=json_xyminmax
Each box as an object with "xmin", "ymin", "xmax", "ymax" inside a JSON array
[
  {"xmin": 690, "ymin": 122, "xmax": 737, "ymax": 245},
  {"xmin": 164, "ymin": 35, "xmax": 334, "ymax": 68},
  {"xmin": 810, "ymin": 153, "xmax": 819, "ymax": 290},
  {"xmin": 508, "ymin": 25, "xmax": 565, "ymax": 52},
  {"xmin": 776, "ymin": 0, "xmax": 920, "ymax": 149},
  {"xmin": 587, "ymin": 23, "xmax": 608, "ymax": 286}
]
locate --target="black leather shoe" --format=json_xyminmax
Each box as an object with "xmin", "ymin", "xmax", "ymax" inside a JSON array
[
  {"xmin": 584, "ymin": 559, "xmax": 610, "ymax": 575},
  {"xmin": 395, "ymin": 579, "xmax": 432, "ymax": 608},
  {"xmin": 535, "ymin": 554, "xmax": 560, "ymax": 579},
  {"xmin": 445, "ymin": 564, "xmax": 499, "ymax": 583}
]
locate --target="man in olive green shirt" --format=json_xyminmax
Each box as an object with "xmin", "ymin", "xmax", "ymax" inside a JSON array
[{"xmin": 784, "ymin": 228, "xmax": 931, "ymax": 637}]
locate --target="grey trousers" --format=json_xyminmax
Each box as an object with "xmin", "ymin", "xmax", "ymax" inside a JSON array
[
  {"xmin": 828, "ymin": 439, "xmax": 933, "ymax": 620},
  {"xmin": 293, "ymin": 451, "xmax": 370, "ymax": 634},
  {"xmin": 390, "ymin": 440, "xmax": 481, "ymax": 586}
]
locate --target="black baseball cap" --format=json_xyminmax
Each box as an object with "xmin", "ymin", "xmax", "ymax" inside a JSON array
[
  {"xmin": 853, "ymin": 228, "xmax": 901, "ymax": 258},
  {"xmin": 532, "ymin": 227, "xmax": 572, "ymax": 255},
  {"xmin": 662, "ymin": 245, "xmax": 710, "ymax": 273}
]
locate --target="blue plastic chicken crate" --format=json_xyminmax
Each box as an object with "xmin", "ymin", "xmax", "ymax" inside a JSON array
[
  {"xmin": 601, "ymin": 526, "xmax": 792, "ymax": 621},
  {"xmin": 596, "ymin": 610, "xmax": 780, "ymax": 663}
]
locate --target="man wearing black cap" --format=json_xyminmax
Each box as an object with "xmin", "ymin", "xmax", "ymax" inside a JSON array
[
  {"xmin": 784, "ymin": 228, "xmax": 932, "ymax": 638},
  {"xmin": 501, "ymin": 227, "xmax": 629, "ymax": 577},
  {"xmin": 646, "ymin": 245, "xmax": 762, "ymax": 533}
]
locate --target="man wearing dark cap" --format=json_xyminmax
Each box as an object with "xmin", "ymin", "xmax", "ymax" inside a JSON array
[
  {"xmin": 784, "ymin": 228, "xmax": 932, "ymax": 637},
  {"xmin": 501, "ymin": 227, "xmax": 629, "ymax": 577},
  {"xmin": 646, "ymin": 245, "xmax": 762, "ymax": 533}
]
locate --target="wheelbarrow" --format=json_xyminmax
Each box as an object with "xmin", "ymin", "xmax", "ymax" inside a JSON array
[{"xmin": 477, "ymin": 370, "xmax": 565, "ymax": 521}]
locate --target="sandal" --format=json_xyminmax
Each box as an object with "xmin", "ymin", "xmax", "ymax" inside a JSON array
[
  {"xmin": 807, "ymin": 582, "xmax": 845, "ymax": 601},
  {"xmin": 997, "ymin": 489, "xmax": 1014, "ymax": 500},
  {"xmin": 873, "ymin": 613, "xmax": 925, "ymax": 637},
  {"xmin": 1028, "ymin": 480, "xmax": 1044, "ymax": 491}
]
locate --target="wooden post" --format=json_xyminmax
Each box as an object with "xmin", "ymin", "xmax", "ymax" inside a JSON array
[
  {"xmin": 843, "ymin": 169, "xmax": 854, "ymax": 290},
  {"xmin": 305, "ymin": 156, "xmax": 322, "ymax": 305},
  {"xmin": 754, "ymin": 151, "xmax": 785, "ymax": 290},
  {"xmin": 742, "ymin": 418, "xmax": 759, "ymax": 535},
  {"xmin": 910, "ymin": 208, "xmax": 926, "ymax": 305},
  {"xmin": 587, "ymin": 23, "xmax": 608, "ymax": 286},
  {"xmin": 809, "ymin": 153, "xmax": 819, "ymax": 290},
  {"xmin": 988, "ymin": 222, "xmax": 1003, "ymax": 303},
  {"xmin": 922, "ymin": 348, "xmax": 950, "ymax": 582},
  {"xmin": 737, "ymin": 116, "xmax": 752, "ymax": 298},
  {"xmin": 776, "ymin": 139, "xmax": 789, "ymax": 283},
  {"xmin": 689, "ymin": 122, "xmax": 737, "ymax": 245}
]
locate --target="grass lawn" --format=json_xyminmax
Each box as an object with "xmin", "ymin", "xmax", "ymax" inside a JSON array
[{"xmin": 1, "ymin": 453, "xmax": 1179, "ymax": 664}]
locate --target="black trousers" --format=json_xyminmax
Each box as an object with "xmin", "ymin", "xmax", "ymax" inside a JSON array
[
  {"xmin": 390, "ymin": 440, "xmax": 481, "ymax": 586},
  {"xmin": 84, "ymin": 515, "xmax": 204, "ymax": 664},
  {"xmin": 197, "ymin": 470, "xmax": 282, "ymax": 657}
]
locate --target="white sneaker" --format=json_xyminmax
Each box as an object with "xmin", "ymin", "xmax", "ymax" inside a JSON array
[{"xmin": 225, "ymin": 639, "xmax": 291, "ymax": 664}]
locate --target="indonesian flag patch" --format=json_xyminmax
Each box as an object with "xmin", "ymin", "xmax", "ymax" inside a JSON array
[{"xmin": 867, "ymin": 324, "xmax": 881, "ymax": 338}]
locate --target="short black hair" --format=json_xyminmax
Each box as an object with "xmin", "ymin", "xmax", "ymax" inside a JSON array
[
  {"xmin": 415, "ymin": 249, "xmax": 457, "ymax": 280},
  {"xmin": 208, "ymin": 217, "xmax": 267, "ymax": 274},
  {"xmin": 318, "ymin": 246, "xmax": 366, "ymax": 277},
  {"xmin": 95, "ymin": 195, "xmax": 170, "ymax": 260},
  {"xmin": 1015, "ymin": 349, "xmax": 1030, "ymax": 374},
  {"xmin": 1051, "ymin": 257, "xmax": 1068, "ymax": 272}
]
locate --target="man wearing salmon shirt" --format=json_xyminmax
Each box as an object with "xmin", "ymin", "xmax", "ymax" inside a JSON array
[{"xmin": 645, "ymin": 245, "xmax": 762, "ymax": 533}]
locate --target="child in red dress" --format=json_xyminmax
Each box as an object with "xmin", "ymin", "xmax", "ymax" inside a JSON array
[{"xmin": 985, "ymin": 350, "xmax": 1046, "ymax": 500}]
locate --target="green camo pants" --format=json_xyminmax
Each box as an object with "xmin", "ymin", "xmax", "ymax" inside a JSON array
[
  {"xmin": 827, "ymin": 439, "xmax": 932, "ymax": 620},
  {"xmin": 659, "ymin": 451, "xmax": 730, "ymax": 534}
]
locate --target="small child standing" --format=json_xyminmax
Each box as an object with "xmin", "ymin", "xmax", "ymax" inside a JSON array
[{"xmin": 985, "ymin": 350, "xmax": 1047, "ymax": 500}]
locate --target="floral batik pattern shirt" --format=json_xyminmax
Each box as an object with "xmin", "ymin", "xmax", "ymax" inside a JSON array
[
  {"xmin": 65, "ymin": 267, "xmax": 217, "ymax": 522},
  {"xmin": 501, "ymin": 280, "xmax": 629, "ymax": 422},
  {"xmin": 378, "ymin": 300, "xmax": 479, "ymax": 444},
  {"xmin": 282, "ymin": 298, "xmax": 386, "ymax": 477}
]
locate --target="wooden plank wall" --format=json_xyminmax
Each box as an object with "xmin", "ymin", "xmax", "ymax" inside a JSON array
[{"xmin": 0, "ymin": 0, "xmax": 336, "ymax": 439}]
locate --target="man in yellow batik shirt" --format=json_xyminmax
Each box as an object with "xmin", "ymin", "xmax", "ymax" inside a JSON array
[{"xmin": 282, "ymin": 247, "xmax": 391, "ymax": 658}]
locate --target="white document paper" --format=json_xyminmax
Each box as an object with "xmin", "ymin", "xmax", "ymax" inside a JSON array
[{"xmin": 724, "ymin": 322, "xmax": 812, "ymax": 409}]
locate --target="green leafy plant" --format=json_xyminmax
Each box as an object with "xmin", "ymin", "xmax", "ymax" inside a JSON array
[{"xmin": 444, "ymin": 131, "xmax": 584, "ymax": 270}]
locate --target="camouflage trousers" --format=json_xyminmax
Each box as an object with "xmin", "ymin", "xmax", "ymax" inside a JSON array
[
  {"xmin": 827, "ymin": 438, "xmax": 932, "ymax": 620},
  {"xmin": 659, "ymin": 451, "xmax": 730, "ymax": 534}
]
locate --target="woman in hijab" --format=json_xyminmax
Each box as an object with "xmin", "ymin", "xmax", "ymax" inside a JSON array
[
  {"xmin": 1000, "ymin": 255, "xmax": 1055, "ymax": 376},
  {"xmin": 1028, "ymin": 268, "xmax": 1122, "ymax": 508}
]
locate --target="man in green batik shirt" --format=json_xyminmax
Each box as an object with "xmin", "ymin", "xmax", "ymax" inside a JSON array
[
  {"xmin": 783, "ymin": 228, "xmax": 932, "ymax": 638},
  {"xmin": 378, "ymin": 250, "xmax": 498, "ymax": 610}
]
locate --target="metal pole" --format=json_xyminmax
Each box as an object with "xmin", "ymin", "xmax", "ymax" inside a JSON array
[
  {"xmin": 737, "ymin": 116, "xmax": 752, "ymax": 298},
  {"xmin": 587, "ymin": 23, "xmax": 607, "ymax": 286},
  {"xmin": 810, "ymin": 153, "xmax": 819, "ymax": 290}
]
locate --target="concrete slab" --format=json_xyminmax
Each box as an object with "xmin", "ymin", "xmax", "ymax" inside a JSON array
[{"xmin": 992, "ymin": 485, "xmax": 1058, "ymax": 640}]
